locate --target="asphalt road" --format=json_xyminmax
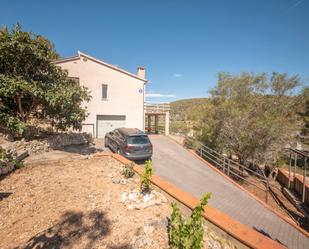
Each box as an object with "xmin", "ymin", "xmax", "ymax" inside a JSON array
[{"xmin": 149, "ymin": 135, "xmax": 308, "ymax": 249}]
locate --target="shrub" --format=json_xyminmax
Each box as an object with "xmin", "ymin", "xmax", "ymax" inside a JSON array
[
  {"xmin": 121, "ymin": 163, "xmax": 135, "ymax": 178},
  {"xmin": 168, "ymin": 193, "xmax": 211, "ymax": 249},
  {"xmin": 140, "ymin": 160, "xmax": 153, "ymax": 194}
]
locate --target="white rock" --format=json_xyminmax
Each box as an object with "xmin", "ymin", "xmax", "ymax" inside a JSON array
[
  {"xmin": 127, "ymin": 204, "xmax": 134, "ymax": 210},
  {"xmin": 121, "ymin": 193, "xmax": 127, "ymax": 203},
  {"xmin": 120, "ymin": 179, "xmax": 127, "ymax": 185},
  {"xmin": 143, "ymin": 194, "xmax": 152, "ymax": 203}
]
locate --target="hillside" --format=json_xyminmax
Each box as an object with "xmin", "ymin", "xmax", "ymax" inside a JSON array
[{"xmin": 170, "ymin": 98, "xmax": 210, "ymax": 135}]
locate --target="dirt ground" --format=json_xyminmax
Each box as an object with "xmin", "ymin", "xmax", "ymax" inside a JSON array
[
  {"xmin": 239, "ymin": 175, "xmax": 309, "ymax": 231},
  {"xmin": 0, "ymin": 155, "xmax": 171, "ymax": 249}
]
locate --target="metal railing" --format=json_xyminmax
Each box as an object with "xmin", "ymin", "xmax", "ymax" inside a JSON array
[
  {"xmin": 144, "ymin": 103, "xmax": 170, "ymax": 113},
  {"xmin": 185, "ymin": 137, "xmax": 270, "ymax": 203}
]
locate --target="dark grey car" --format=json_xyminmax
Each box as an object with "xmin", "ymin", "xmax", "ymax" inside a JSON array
[{"xmin": 104, "ymin": 128, "xmax": 152, "ymax": 161}]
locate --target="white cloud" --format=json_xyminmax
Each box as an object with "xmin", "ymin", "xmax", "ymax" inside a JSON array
[
  {"xmin": 173, "ymin": 73, "xmax": 183, "ymax": 78},
  {"xmin": 146, "ymin": 93, "xmax": 176, "ymax": 98}
]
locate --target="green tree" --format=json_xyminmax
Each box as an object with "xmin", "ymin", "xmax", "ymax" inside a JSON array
[
  {"xmin": 0, "ymin": 24, "xmax": 90, "ymax": 136},
  {"xmin": 200, "ymin": 72, "xmax": 301, "ymax": 170},
  {"xmin": 300, "ymin": 87, "xmax": 309, "ymax": 145}
]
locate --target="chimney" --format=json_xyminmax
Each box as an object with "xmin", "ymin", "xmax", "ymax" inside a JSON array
[{"xmin": 137, "ymin": 67, "xmax": 145, "ymax": 79}]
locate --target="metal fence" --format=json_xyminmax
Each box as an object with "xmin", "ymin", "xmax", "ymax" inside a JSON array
[{"xmin": 184, "ymin": 136, "xmax": 270, "ymax": 203}]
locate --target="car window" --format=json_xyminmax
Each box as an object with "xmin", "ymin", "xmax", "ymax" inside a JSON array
[{"xmin": 127, "ymin": 136, "xmax": 150, "ymax": 144}]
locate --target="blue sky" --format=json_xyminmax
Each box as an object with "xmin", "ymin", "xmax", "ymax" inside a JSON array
[{"xmin": 1, "ymin": 0, "xmax": 309, "ymax": 102}]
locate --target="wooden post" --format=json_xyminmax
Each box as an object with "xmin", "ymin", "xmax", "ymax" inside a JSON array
[
  {"xmin": 302, "ymin": 157, "xmax": 307, "ymax": 203},
  {"xmin": 288, "ymin": 152, "xmax": 292, "ymax": 189},
  {"xmin": 165, "ymin": 111, "xmax": 170, "ymax": 136},
  {"xmin": 227, "ymin": 159, "xmax": 230, "ymax": 176},
  {"xmin": 154, "ymin": 114, "xmax": 159, "ymax": 134},
  {"xmin": 294, "ymin": 153, "xmax": 297, "ymax": 188},
  {"xmin": 147, "ymin": 114, "xmax": 152, "ymax": 133}
]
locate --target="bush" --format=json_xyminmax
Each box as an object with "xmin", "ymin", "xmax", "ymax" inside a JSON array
[
  {"xmin": 168, "ymin": 193, "xmax": 211, "ymax": 249},
  {"xmin": 140, "ymin": 160, "xmax": 153, "ymax": 194},
  {"xmin": 121, "ymin": 163, "xmax": 135, "ymax": 178},
  {"xmin": 0, "ymin": 146, "xmax": 23, "ymax": 173}
]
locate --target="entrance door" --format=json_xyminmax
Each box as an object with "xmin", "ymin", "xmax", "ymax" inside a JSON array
[{"xmin": 97, "ymin": 115, "xmax": 126, "ymax": 138}]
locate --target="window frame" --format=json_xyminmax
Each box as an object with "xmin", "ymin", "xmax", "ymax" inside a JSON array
[{"xmin": 102, "ymin": 84, "xmax": 108, "ymax": 100}]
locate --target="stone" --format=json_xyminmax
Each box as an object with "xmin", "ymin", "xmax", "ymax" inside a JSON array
[
  {"xmin": 127, "ymin": 204, "xmax": 134, "ymax": 210},
  {"xmin": 144, "ymin": 225, "xmax": 155, "ymax": 234},
  {"xmin": 154, "ymin": 199, "xmax": 162, "ymax": 206},
  {"xmin": 16, "ymin": 150, "xmax": 29, "ymax": 161},
  {"xmin": 134, "ymin": 204, "xmax": 141, "ymax": 210},
  {"xmin": 143, "ymin": 194, "xmax": 152, "ymax": 203},
  {"xmin": 120, "ymin": 193, "xmax": 127, "ymax": 203},
  {"xmin": 120, "ymin": 179, "xmax": 127, "ymax": 185},
  {"xmin": 112, "ymin": 179, "xmax": 120, "ymax": 184}
]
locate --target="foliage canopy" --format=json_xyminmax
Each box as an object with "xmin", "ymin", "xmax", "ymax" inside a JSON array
[
  {"xmin": 0, "ymin": 24, "xmax": 90, "ymax": 135},
  {"xmin": 200, "ymin": 72, "xmax": 301, "ymax": 166}
]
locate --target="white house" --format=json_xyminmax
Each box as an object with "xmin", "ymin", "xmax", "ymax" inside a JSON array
[{"xmin": 55, "ymin": 51, "xmax": 147, "ymax": 138}]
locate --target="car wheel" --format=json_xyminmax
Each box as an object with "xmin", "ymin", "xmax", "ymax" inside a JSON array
[{"xmin": 104, "ymin": 138, "xmax": 108, "ymax": 148}]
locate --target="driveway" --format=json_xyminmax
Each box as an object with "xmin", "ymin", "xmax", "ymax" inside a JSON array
[{"xmin": 149, "ymin": 135, "xmax": 308, "ymax": 249}]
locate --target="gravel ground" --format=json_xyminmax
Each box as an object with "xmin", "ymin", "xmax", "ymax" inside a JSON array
[
  {"xmin": 0, "ymin": 153, "xmax": 234, "ymax": 249},
  {"xmin": 0, "ymin": 156, "xmax": 171, "ymax": 249}
]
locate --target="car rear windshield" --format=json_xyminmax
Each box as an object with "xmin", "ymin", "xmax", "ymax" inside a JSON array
[{"xmin": 127, "ymin": 135, "xmax": 150, "ymax": 144}]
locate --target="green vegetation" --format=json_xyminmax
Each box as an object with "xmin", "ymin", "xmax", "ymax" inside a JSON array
[
  {"xmin": 140, "ymin": 160, "xmax": 153, "ymax": 194},
  {"xmin": 300, "ymin": 87, "xmax": 309, "ymax": 145},
  {"xmin": 170, "ymin": 98, "xmax": 210, "ymax": 135},
  {"xmin": 168, "ymin": 193, "xmax": 211, "ymax": 249},
  {"xmin": 0, "ymin": 147, "xmax": 23, "ymax": 171},
  {"xmin": 121, "ymin": 162, "xmax": 135, "ymax": 178},
  {"xmin": 0, "ymin": 24, "xmax": 90, "ymax": 137},
  {"xmin": 171, "ymin": 72, "xmax": 305, "ymax": 175}
]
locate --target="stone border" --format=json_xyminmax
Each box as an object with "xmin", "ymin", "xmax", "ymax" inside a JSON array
[
  {"xmin": 95, "ymin": 152, "xmax": 286, "ymax": 249},
  {"xmin": 166, "ymin": 135, "xmax": 309, "ymax": 238}
]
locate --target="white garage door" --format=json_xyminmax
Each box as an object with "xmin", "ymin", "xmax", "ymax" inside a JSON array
[{"xmin": 97, "ymin": 115, "xmax": 126, "ymax": 138}]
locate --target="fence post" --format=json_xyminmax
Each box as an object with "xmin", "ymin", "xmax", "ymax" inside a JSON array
[
  {"xmin": 266, "ymin": 179, "xmax": 269, "ymax": 204},
  {"xmin": 227, "ymin": 159, "xmax": 230, "ymax": 176},
  {"xmin": 288, "ymin": 152, "xmax": 292, "ymax": 189},
  {"xmin": 223, "ymin": 157, "xmax": 225, "ymax": 173},
  {"xmin": 302, "ymin": 157, "xmax": 307, "ymax": 203}
]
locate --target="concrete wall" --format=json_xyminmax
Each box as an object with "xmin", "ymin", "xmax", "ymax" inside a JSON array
[{"xmin": 56, "ymin": 54, "xmax": 145, "ymax": 137}]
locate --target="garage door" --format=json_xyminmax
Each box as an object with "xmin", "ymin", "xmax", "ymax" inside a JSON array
[{"xmin": 97, "ymin": 115, "xmax": 126, "ymax": 138}]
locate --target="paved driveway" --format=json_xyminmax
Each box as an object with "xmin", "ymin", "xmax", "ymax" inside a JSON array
[{"xmin": 149, "ymin": 135, "xmax": 308, "ymax": 249}]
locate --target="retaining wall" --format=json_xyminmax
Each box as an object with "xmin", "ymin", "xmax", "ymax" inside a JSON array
[{"xmin": 277, "ymin": 169, "xmax": 309, "ymax": 205}]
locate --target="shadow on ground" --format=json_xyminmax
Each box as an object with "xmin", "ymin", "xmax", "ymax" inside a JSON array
[
  {"xmin": 21, "ymin": 210, "xmax": 111, "ymax": 249},
  {"xmin": 253, "ymin": 227, "xmax": 286, "ymax": 247},
  {"xmin": 0, "ymin": 192, "xmax": 12, "ymax": 201}
]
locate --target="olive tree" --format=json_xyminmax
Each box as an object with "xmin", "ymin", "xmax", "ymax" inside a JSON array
[{"xmin": 200, "ymin": 72, "xmax": 301, "ymax": 174}]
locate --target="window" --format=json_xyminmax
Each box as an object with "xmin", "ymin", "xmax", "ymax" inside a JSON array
[
  {"xmin": 102, "ymin": 84, "xmax": 108, "ymax": 99},
  {"xmin": 127, "ymin": 136, "xmax": 150, "ymax": 144}
]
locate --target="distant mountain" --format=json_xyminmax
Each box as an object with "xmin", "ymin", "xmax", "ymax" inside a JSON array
[{"xmin": 170, "ymin": 98, "xmax": 210, "ymax": 135}]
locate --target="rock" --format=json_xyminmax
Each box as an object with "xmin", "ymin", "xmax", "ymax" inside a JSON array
[
  {"xmin": 154, "ymin": 199, "xmax": 162, "ymax": 206},
  {"xmin": 121, "ymin": 193, "xmax": 127, "ymax": 203},
  {"xmin": 127, "ymin": 204, "xmax": 134, "ymax": 210},
  {"xmin": 120, "ymin": 179, "xmax": 127, "ymax": 185},
  {"xmin": 16, "ymin": 150, "xmax": 29, "ymax": 161},
  {"xmin": 143, "ymin": 194, "xmax": 152, "ymax": 203},
  {"xmin": 134, "ymin": 204, "xmax": 141, "ymax": 210},
  {"xmin": 144, "ymin": 224, "xmax": 155, "ymax": 234},
  {"xmin": 112, "ymin": 179, "xmax": 120, "ymax": 184}
]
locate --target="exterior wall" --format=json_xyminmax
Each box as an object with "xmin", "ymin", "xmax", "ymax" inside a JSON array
[{"xmin": 56, "ymin": 56, "xmax": 145, "ymax": 137}]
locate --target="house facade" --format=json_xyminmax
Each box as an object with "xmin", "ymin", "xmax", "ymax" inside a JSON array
[{"xmin": 55, "ymin": 51, "xmax": 147, "ymax": 138}]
